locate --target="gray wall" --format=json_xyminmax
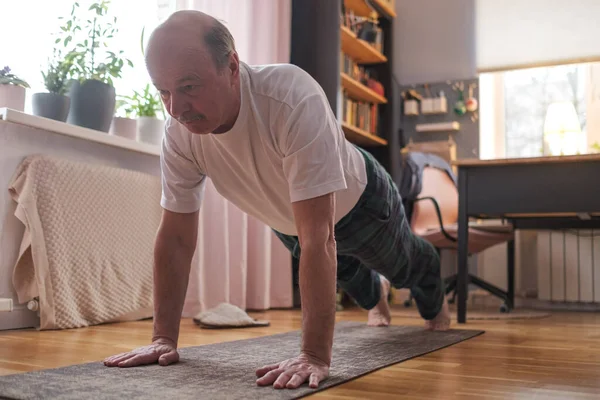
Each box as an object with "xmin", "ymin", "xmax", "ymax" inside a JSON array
[
  {"xmin": 400, "ymin": 79, "xmax": 480, "ymax": 159},
  {"xmin": 393, "ymin": 0, "xmax": 476, "ymax": 86}
]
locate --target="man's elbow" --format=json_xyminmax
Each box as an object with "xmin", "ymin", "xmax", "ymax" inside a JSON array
[{"xmin": 300, "ymin": 228, "xmax": 336, "ymax": 258}]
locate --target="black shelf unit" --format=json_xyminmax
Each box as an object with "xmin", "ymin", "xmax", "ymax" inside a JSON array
[
  {"xmin": 290, "ymin": 0, "xmax": 400, "ymax": 184},
  {"xmin": 289, "ymin": 0, "xmax": 399, "ymax": 307}
]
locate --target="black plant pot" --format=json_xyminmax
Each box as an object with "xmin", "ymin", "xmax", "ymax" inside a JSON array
[
  {"xmin": 66, "ymin": 79, "xmax": 116, "ymax": 132},
  {"xmin": 32, "ymin": 92, "xmax": 71, "ymax": 122}
]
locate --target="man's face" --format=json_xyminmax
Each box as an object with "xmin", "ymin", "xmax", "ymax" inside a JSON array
[{"xmin": 146, "ymin": 44, "xmax": 238, "ymax": 135}]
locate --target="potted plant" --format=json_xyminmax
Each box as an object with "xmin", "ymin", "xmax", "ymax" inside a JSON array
[
  {"xmin": 109, "ymin": 95, "xmax": 137, "ymax": 140},
  {"xmin": 0, "ymin": 66, "xmax": 30, "ymax": 112},
  {"xmin": 55, "ymin": 0, "xmax": 133, "ymax": 132},
  {"xmin": 31, "ymin": 50, "xmax": 73, "ymax": 121},
  {"xmin": 122, "ymin": 84, "xmax": 166, "ymax": 146}
]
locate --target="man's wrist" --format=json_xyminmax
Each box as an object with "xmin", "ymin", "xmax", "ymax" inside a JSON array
[
  {"xmin": 299, "ymin": 349, "xmax": 331, "ymax": 367},
  {"xmin": 301, "ymin": 339, "xmax": 333, "ymax": 366},
  {"xmin": 152, "ymin": 332, "xmax": 178, "ymax": 347}
]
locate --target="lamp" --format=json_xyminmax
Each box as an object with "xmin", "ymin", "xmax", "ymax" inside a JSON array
[{"xmin": 543, "ymin": 101, "xmax": 584, "ymax": 156}]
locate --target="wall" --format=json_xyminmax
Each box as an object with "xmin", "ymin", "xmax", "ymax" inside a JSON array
[
  {"xmin": 399, "ymin": 78, "xmax": 480, "ymax": 159},
  {"xmin": 393, "ymin": 0, "xmax": 476, "ymax": 86}
]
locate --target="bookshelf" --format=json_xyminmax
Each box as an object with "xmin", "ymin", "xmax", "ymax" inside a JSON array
[
  {"xmin": 340, "ymin": 26, "xmax": 387, "ymax": 65},
  {"xmin": 290, "ymin": 0, "xmax": 400, "ymax": 308},
  {"xmin": 339, "ymin": 0, "xmax": 395, "ymax": 148},
  {"xmin": 342, "ymin": 122, "xmax": 388, "ymax": 146},
  {"xmin": 345, "ymin": 0, "xmax": 397, "ymax": 18},
  {"xmin": 341, "ymin": 73, "xmax": 387, "ymax": 104}
]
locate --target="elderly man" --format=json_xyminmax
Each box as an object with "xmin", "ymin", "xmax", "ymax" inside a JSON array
[{"xmin": 103, "ymin": 10, "xmax": 450, "ymax": 390}]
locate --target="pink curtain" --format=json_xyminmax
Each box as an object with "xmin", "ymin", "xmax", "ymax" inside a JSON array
[{"xmin": 174, "ymin": 0, "xmax": 294, "ymax": 317}]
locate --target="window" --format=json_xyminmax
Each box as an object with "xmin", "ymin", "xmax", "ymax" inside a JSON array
[
  {"xmin": 480, "ymin": 62, "xmax": 600, "ymax": 159},
  {"xmin": 0, "ymin": 0, "xmax": 165, "ymax": 114},
  {"xmin": 504, "ymin": 64, "xmax": 588, "ymax": 158}
]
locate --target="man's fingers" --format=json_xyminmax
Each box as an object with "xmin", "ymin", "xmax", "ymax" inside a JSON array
[
  {"xmin": 256, "ymin": 368, "xmax": 284, "ymax": 386},
  {"xmin": 286, "ymin": 373, "xmax": 309, "ymax": 389},
  {"xmin": 158, "ymin": 350, "xmax": 179, "ymax": 366},
  {"xmin": 309, "ymin": 373, "xmax": 321, "ymax": 388},
  {"xmin": 255, "ymin": 363, "xmax": 280, "ymax": 377},
  {"xmin": 118, "ymin": 353, "xmax": 156, "ymax": 368},
  {"xmin": 104, "ymin": 353, "xmax": 135, "ymax": 367},
  {"xmin": 103, "ymin": 352, "xmax": 128, "ymax": 364},
  {"xmin": 273, "ymin": 371, "xmax": 295, "ymax": 389}
]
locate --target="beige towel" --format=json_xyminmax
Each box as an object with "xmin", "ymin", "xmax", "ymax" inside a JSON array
[
  {"xmin": 193, "ymin": 303, "xmax": 270, "ymax": 329},
  {"xmin": 8, "ymin": 155, "xmax": 161, "ymax": 330}
]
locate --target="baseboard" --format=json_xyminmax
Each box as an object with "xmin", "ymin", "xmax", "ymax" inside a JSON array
[
  {"xmin": 469, "ymin": 291, "xmax": 600, "ymax": 311},
  {"xmin": 0, "ymin": 307, "xmax": 38, "ymax": 331}
]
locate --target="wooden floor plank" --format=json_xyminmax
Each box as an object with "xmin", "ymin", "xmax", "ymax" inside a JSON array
[{"xmin": 1, "ymin": 306, "xmax": 599, "ymax": 399}]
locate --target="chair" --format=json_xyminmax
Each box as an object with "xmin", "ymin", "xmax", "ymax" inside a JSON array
[{"xmin": 401, "ymin": 140, "xmax": 516, "ymax": 312}]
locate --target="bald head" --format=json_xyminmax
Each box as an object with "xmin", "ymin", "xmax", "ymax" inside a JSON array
[
  {"xmin": 146, "ymin": 10, "xmax": 236, "ymax": 70},
  {"xmin": 144, "ymin": 10, "xmax": 242, "ymax": 136}
]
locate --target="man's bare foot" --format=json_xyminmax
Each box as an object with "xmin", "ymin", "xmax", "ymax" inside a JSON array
[
  {"xmin": 424, "ymin": 296, "xmax": 451, "ymax": 331},
  {"xmin": 367, "ymin": 276, "xmax": 391, "ymax": 327}
]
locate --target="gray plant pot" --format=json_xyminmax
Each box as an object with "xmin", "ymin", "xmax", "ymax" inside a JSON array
[
  {"xmin": 32, "ymin": 92, "xmax": 71, "ymax": 122},
  {"xmin": 66, "ymin": 79, "xmax": 116, "ymax": 132}
]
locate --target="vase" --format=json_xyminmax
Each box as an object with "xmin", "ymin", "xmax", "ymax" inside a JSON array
[
  {"xmin": 66, "ymin": 79, "xmax": 116, "ymax": 132},
  {"xmin": 137, "ymin": 116, "xmax": 165, "ymax": 146},
  {"xmin": 32, "ymin": 92, "xmax": 71, "ymax": 122},
  {"xmin": 109, "ymin": 117, "xmax": 137, "ymax": 140},
  {"xmin": 0, "ymin": 84, "xmax": 26, "ymax": 112}
]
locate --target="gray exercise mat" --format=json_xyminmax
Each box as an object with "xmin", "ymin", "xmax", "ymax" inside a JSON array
[{"xmin": 0, "ymin": 321, "xmax": 483, "ymax": 399}]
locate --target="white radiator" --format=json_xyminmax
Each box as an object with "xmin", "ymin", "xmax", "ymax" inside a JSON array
[{"xmin": 537, "ymin": 230, "xmax": 600, "ymax": 303}]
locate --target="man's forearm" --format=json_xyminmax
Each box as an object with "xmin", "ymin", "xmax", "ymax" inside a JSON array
[
  {"xmin": 299, "ymin": 241, "xmax": 337, "ymax": 365},
  {"xmin": 152, "ymin": 235, "xmax": 195, "ymax": 346}
]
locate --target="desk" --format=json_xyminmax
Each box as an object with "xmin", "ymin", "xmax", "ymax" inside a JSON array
[{"xmin": 453, "ymin": 154, "xmax": 600, "ymax": 323}]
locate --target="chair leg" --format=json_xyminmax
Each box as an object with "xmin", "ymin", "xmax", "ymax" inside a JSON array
[{"xmin": 443, "ymin": 275, "xmax": 458, "ymax": 304}]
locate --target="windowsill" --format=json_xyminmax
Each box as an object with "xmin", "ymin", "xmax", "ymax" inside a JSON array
[{"xmin": 0, "ymin": 107, "xmax": 161, "ymax": 157}]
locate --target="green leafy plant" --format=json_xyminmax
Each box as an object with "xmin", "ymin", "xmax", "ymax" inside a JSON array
[
  {"xmin": 0, "ymin": 66, "xmax": 30, "ymax": 88},
  {"xmin": 114, "ymin": 96, "xmax": 134, "ymax": 118},
  {"xmin": 120, "ymin": 84, "xmax": 165, "ymax": 118},
  {"xmin": 591, "ymin": 142, "xmax": 600, "ymax": 153},
  {"xmin": 41, "ymin": 50, "xmax": 74, "ymax": 95},
  {"xmin": 54, "ymin": 0, "xmax": 133, "ymax": 87}
]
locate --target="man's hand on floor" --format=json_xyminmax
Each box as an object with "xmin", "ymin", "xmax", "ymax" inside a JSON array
[
  {"xmin": 255, "ymin": 352, "xmax": 329, "ymax": 389},
  {"xmin": 103, "ymin": 338, "xmax": 179, "ymax": 368}
]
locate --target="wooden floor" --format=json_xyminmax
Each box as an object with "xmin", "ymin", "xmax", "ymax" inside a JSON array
[{"xmin": 1, "ymin": 305, "xmax": 600, "ymax": 399}]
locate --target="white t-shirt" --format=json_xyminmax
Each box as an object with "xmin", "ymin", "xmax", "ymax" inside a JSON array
[{"xmin": 160, "ymin": 62, "xmax": 367, "ymax": 235}]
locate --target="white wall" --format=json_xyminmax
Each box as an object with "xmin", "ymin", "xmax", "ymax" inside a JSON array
[{"xmin": 393, "ymin": 0, "xmax": 476, "ymax": 85}]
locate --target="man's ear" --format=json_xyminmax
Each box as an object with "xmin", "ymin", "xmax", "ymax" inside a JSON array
[{"xmin": 229, "ymin": 51, "xmax": 240, "ymax": 77}]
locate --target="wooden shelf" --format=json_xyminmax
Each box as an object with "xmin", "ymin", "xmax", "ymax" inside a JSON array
[
  {"xmin": 341, "ymin": 73, "xmax": 387, "ymax": 104},
  {"xmin": 341, "ymin": 122, "xmax": 388, "ymax": 146},
  {"xmin": 340, "ymin": 25, "xmax": 387, "ymax": 64},
  {"xmin": 344, "ymin": 0, "xmax": 397, "ymax": 18}
]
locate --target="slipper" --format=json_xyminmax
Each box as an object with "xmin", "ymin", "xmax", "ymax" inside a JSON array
[{"xmin": 193, "ymin": 302, "xmax": 270, "ymax": 329}]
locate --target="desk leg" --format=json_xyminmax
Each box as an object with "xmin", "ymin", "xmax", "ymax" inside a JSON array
[
  {"xmin": 507, "ymin": 238, "xmax": 515, "ymax": 310},
  {"xmin": 457, "ymin": 169, "xmax": 469, "ymax": 324}
]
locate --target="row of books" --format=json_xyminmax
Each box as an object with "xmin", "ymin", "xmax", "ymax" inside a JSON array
[
  {"xmin": 341, "ymin": 91, "xmax": 379, "ymax": 136},
  {"xmin": 340, "ymin": 52, "xmax": 376, "ymax": 86}
]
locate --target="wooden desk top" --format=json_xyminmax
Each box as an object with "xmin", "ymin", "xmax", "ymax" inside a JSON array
[{"xmin": 452, "ymin": 153, "xmax": 600, "ymax": 167}]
